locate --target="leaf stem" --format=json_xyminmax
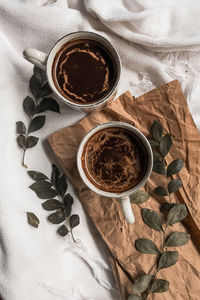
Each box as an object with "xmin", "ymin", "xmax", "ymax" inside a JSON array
[
  {"xmin": 22, "ymin": 148, "xmax": 28, "ymax": 168},
  {"xmin": 70, "ymin": 227, "xmax": 76, "ymax": 243}
]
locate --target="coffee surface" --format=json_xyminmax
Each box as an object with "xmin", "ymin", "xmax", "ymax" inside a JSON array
[
  {"xmin": 81, "ymin": 127, "xmax": 148, "ymax": 193},
  {"xmin": 52, "ymin": 39, "xmax": 116, "ymax": 104}
]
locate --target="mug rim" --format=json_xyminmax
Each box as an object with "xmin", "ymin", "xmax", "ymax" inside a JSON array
[
  {"xmin": 77, "ymin": 121, "xmax": 153, "ymax": 198},
  {"xmin": 46, "ymin": 31, "xmax": 121, "ymax": 108}
]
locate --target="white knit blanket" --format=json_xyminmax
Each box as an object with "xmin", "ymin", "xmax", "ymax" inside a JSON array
[{"xmin": 0, "ymin": 1, "xmax": 200, "ymax": 299}]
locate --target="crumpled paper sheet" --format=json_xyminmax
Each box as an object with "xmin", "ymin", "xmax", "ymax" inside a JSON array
[{"xmin": 48, "ymin": 80, "xmax": 200, "ymax": 300}]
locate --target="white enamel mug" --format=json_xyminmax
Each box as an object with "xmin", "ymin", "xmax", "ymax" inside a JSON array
[
  {"xmin": 23, "ymin": 31, "xmax": 121, "ymax": 112},
  {"xmin": 77, "ymin": 122, "xmax": 153, "ymax": 224}
]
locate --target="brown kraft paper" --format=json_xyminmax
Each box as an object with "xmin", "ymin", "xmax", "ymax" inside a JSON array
[{"xmin": 48, "ymin": 80, "xmax": 200, "ymax": 300}]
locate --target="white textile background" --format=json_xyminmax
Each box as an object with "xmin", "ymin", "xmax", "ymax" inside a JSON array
[{"xmin": 0, "ymin": 0, "xmax": 200, "ymax": 299}]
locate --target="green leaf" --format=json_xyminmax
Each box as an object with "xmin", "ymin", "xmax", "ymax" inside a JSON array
[
  {"xmin": 133, "ymin": 274, "xmax": 152, "ymax": 294},
  {"xmin": 17, "ymin": 135, "xmax": 26, "ymax": 149},
  {"xmin": 130, "ymin": 190, "xmax": 149, "ymax": 204},
  {"xmin": 167, "ymin": 159, "xmax": 184, "ymax": 177},
  {"xmin": 158, "ymin": 251, "xmax": 178, "ymax": 270},
  {"xmin": 69, "ymin": 214, "xmax": 80, "ymax": 228},
  {"xmin": 28, "ymin": 170, "xmax": 48, "ymax": 181},
  {"xmin": 150, "ymin": 279, "xmax": 169, "ymax": 293},
  {"xmin": 160, "ymin": 203, "xmax": 176, "ymax": 214},
  {"xmin": 142, "ymin": 208, "xmax": 163, "ymax": 231},
  {"xmin": 153, "ymin": 161, "xmax": 165, "ymax": 174},
  {"xmin": 151, "ymin": 120, "xmax": 163, "ymax": 142},
  {"xmin": 159, "ymin": 134, "xmax": 172, "ymax": 157},
  {"xmin": 128, "ymin": 295, "xmax": 142, "ymax": 300},
  {"xmin": 16, "ymin": 121, "xmax": 26, "ymax": 134},
  {"xmin": 36, "ymin": 98, "xmax": 60, "ymax": 113},
  {"xmin": 57, "ymin": 225, "xmax": 69, "ymax": 237},
  {"xmin": 48, "ymin": 208, "xmax": 67, "ymax": 224},
  {"xmin": 27, "ymin": 212, "xmax": 39, "ymax": 228},
  {"xmin": 51, "ymin": 164, "xmax": 60, "ymax": 187},
  {"xmin": 165, "ymin": 232, "xmax": 190, "ymax": 247},
  {"xmin": 33, "ymin": 66, "xmax": 46, "ymax": 84},
  {"xmin": 155, "ymin": 186, "xmax": 168, "ymax": 197},
  {"xmin": 57, "ymin": 174, "xmax": 67, "ymax": 197},
  {"xmin": 29, "ymin": 75, "xmax": 41, "ymax": 99},
  {"xmin": 135, "ymin": 239, "xmax": 160, "ymax": 254},
  {"xmin": 42, "ymin": 199, "xmax": 63, "ymax": 211},
  {"xmin": 168, "ymin": 179, "xmax": 182, "ymax": 194},
  {"xmin": 28, "ymin": 115, "xmax": 45, "ymax": 134},
  {"xmin": 167, "ymin": 204, "xmax": 188, "ymax": 226},
  {"xmin": 26, "ymin": 136, "xmax": 39, "ymax": 148},
  {"xmin": 23, "ymin": 96, "xmax": 35, "ymax": 118},
  {"xmin": 148, "ymin": 139, "xmax": 160, "ymax": 148}
]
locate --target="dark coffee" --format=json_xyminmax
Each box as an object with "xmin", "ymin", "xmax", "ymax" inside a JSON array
[
  {"xmin": 81, "ymin": 127, "xmax": 148, "ymax": 193},
  {"xmin": 52, "ymin": 39, "xmax": 117, "ymax": 104}
]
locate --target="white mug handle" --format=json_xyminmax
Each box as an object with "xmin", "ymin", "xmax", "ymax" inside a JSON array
[
  {"xmin": 23, "ymin": 48, "xmax": 48, "ymax": 70},
  {"xmin": 119, "ymin": 196, "xmax": 135, "ymax": 224}
]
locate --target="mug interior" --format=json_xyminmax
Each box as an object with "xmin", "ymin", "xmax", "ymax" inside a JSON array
[
  {"xmin": 77, "ymin": 121, "xmax": 153, "ymax": 198},
  {"xmin": 46, "ymin": 31, "xmax": 121, "ymax": 108}
]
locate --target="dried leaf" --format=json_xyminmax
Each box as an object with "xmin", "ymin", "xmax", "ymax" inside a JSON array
[
  {"xmin": 160, "ymin": 203, "xmax": 176, "ymax": 214},
  {"xmin": 151, "ymin": 120, "xmax": 163, "ymax": 142},
  {"xmin": 34, "ymin": 189, "xmax": 58, "ymax": 199},
  {"xmin": 167, "ymin": 159, "xmax": 184, "ymax": 177},
  {"xmin": 48, "ymin": 209, "xmax": 66, "ymax": 224},
  {"xmin": 28, "ymin": 115, "xmax": 45, "ymax": 134},
  {"xmin": 17, "ymin": 134, "xmax": 26, "ymax": 149},
  {"xmin": 168, "ymin": 179, "xmax": 182, "ymax": 194},
  {"xmin": 153, "ymin": 161, "xmax": 165, "ymax": 175},
  {"xmin": 23, "ymin": 96, "xmax": 35, "ymax": 118},
  {"xmin": 29, "ymin": 181, "xmax": 57, "ymax": 199},
  {"xmin": 28, "ymin": 170, "xmax": 48, "ymax": 181},
  {"xmin": 36, "ymin": 98, "xmax": 60, "ymax": 113},
  {"xmin": 29, "ymin": 75, "xmax": 41, "ymax": 99},
  {"xmin": 159, "ymin": 134, "xmax": 172, "ymax": 157},
  {"xmin": 165, "ymin": 232, "xmax": 190, "ymax": 247},
  {"xmin": 33, "ymin": 66, "xmax": 46, "ymax": 84},
  {"xmin": 135, "ymin": 239, "xmax": 160, "ymax": 254},
  {"xmin": 133, "ymin": 274, "xmax": 152, "ymax": 294},
  {"xmin": 69, "ymin": 214, "xmax": 80, "ymax": 228},
  {"xmin": 57, "ymin": 174, "xmax": 67, "ymax": 197},
  {"xmin": 26, "ymin": 136, "xmax": 39, "ymax": 148},
  {"xmin": 64, "ymin": 193, "xmax": 74, "ymax": 216},
  {"xmin": 148, "ymin": 139, "xmax": 160, "ymax": 148},
  {"xmin": 38, "ymin": 82, "xmax": 52, "ymax": 98},
  {"xmin": 42, "ymin": 199, "xmax": 63, "ymax": 211},
  {"xmin": 167, "ymin": 204, "xmax": 188, "ymax": 226},
  {"xmin": 158, "ymin": 251, "xmax": 178, "ymax": 270},
  {"xmin": 27, "ymin": 212, "xmax": 39, "ymax": 228},
  {"xmin": 154, "ymin": 186, "xmax": 168, "ymax": 197},
  {"xmin": 150, "ymin": 279, "xmax": 169, "ymax": 293},
  {"xmin": 57, "ymin": 225, "xmax": 69, "ymax": 236},
  {"xmin": 142, "ymin": 208, "xmax": 163, "ymax": 231},
  {"xmin": 128, "ymin": 295, "xmax": 142, "ymax": 300},
  {"xmin": 16, "ymin": 121, "xmax": 26, "ymax": 134},
  {"xmin": 130, "ymin": 190, "xmax": 149, "ymax": 204},
  {"xmin": 153, "ymin": 151, "xmax": 162, "ymax": 162},
  {"xmin": 51, "ymin": 164, "xmax": 60, "ymax": 187}
]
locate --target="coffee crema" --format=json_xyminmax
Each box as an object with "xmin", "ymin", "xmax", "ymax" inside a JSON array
[
  {"xmin": 52, "ymin": 39, "xmax": 117, "ymax": 104},
  {"xmin": 81, "ymin": 127, "xmax": 148, "ymax": 193}
]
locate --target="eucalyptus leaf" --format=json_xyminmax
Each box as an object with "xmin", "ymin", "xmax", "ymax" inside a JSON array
[
  {"xmin": 133, "ymin": 274, "xmax": 152, "ymax": 294},
  {"xmin": 128, "ymin": 295, "xmax": 142, "ymax": 300},
  {"xmin": 135, "ymin": 239, "xmax": 160, "ymax": 254},
  {"xmin": 51, "ymin": 164, "xmax": 60, "ymax": 187},
  {"xmin": 17, "ymin": 135, "xmax": 26, "ymax": 149},
  {"xmin": 48, "ymin": 208, "xmax": 67, "ymax": 224},
  {"xmin": 158, "ymin": 251, "xmax": 178, "ymax": 270},
  {"xmin": 28, "ymin": 170, "xmax": 48, "ymax": 181},
  {"xmin": 28, "ymin": 115, "xmax": 45, "ymax": 134},
  {"xmin": 33, "ymin": 66, "xmax": 46, "ymax": 84},
  {"xmin": 36, "ymin": 98, "xmax": 60, "ymax": 113},
  {"xmin": 150, "ymin": 279, "xmax": 169, "ymax": 293},
  {"xmin": 153, "ymin": 161, "xmax": 165, "ymax": 175},
  {"xmin": 142, "ymin": 208, "xmax": 163, "ymax": 231},
  {"xmin": 42, "ymin": 199, "xmax": 63, "ymax": 211},
  {"xmin": 57, "ymin": 225, "xmax": 69, "ymax": 237},
  {"xmin": 29, "ymin": 75, "xmax": 41, "ymax": 99},
  {"xmin": 148, "ymin": 139, "xmax": 160, "ymax": 148},
  {"xmin": 23, "ymin": 96, "xmax": 35, "ymax": 118},
  {"xmin": 26, "ymin": 136, "xmax": 39, "ymax": 148},
  {"xmin": 159, "ymin": 134, "xmax": 172, "ymax": 157},
  {"xmin": 151, "ymin": 120, "xmax": 163, "ymax": 142},
  {"xmin": 57, "ymin": 174, "xmax": 67, "ymax": 197},
  {"xmin": 155, "ymin": 186, "xmax": 168, "ymax": 197},
  {"xmin": 69, "ymin": 214, "xmax": 80, "ymax": 228},
  {"xmin": 16, "ymin": 121, "xmax": 26, "ymax": 134},
  {"xmin": 130, "ymin": 190, "xmax": 149, "ymax": 204},
  {"xmin": 168, "ymin": 179, "xmax": 182, "ymax": 194},
  {"xmin": 167, "ymin": 159, "xmax": 184, "ymax": 177},
  {"xmin": 167, "ymin": 204, "xmax": 188, "ymax": 226},
  {"xmin": 165, "ymin": 232, "xmax": 190, "ymax": 247},
  {"xmin": 160, "ymin": 203, "xmax": 176, "ymax": 214},
  {"xmin": 27, "ymin": 212, "xmax": 39, "ymax": 228}
]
